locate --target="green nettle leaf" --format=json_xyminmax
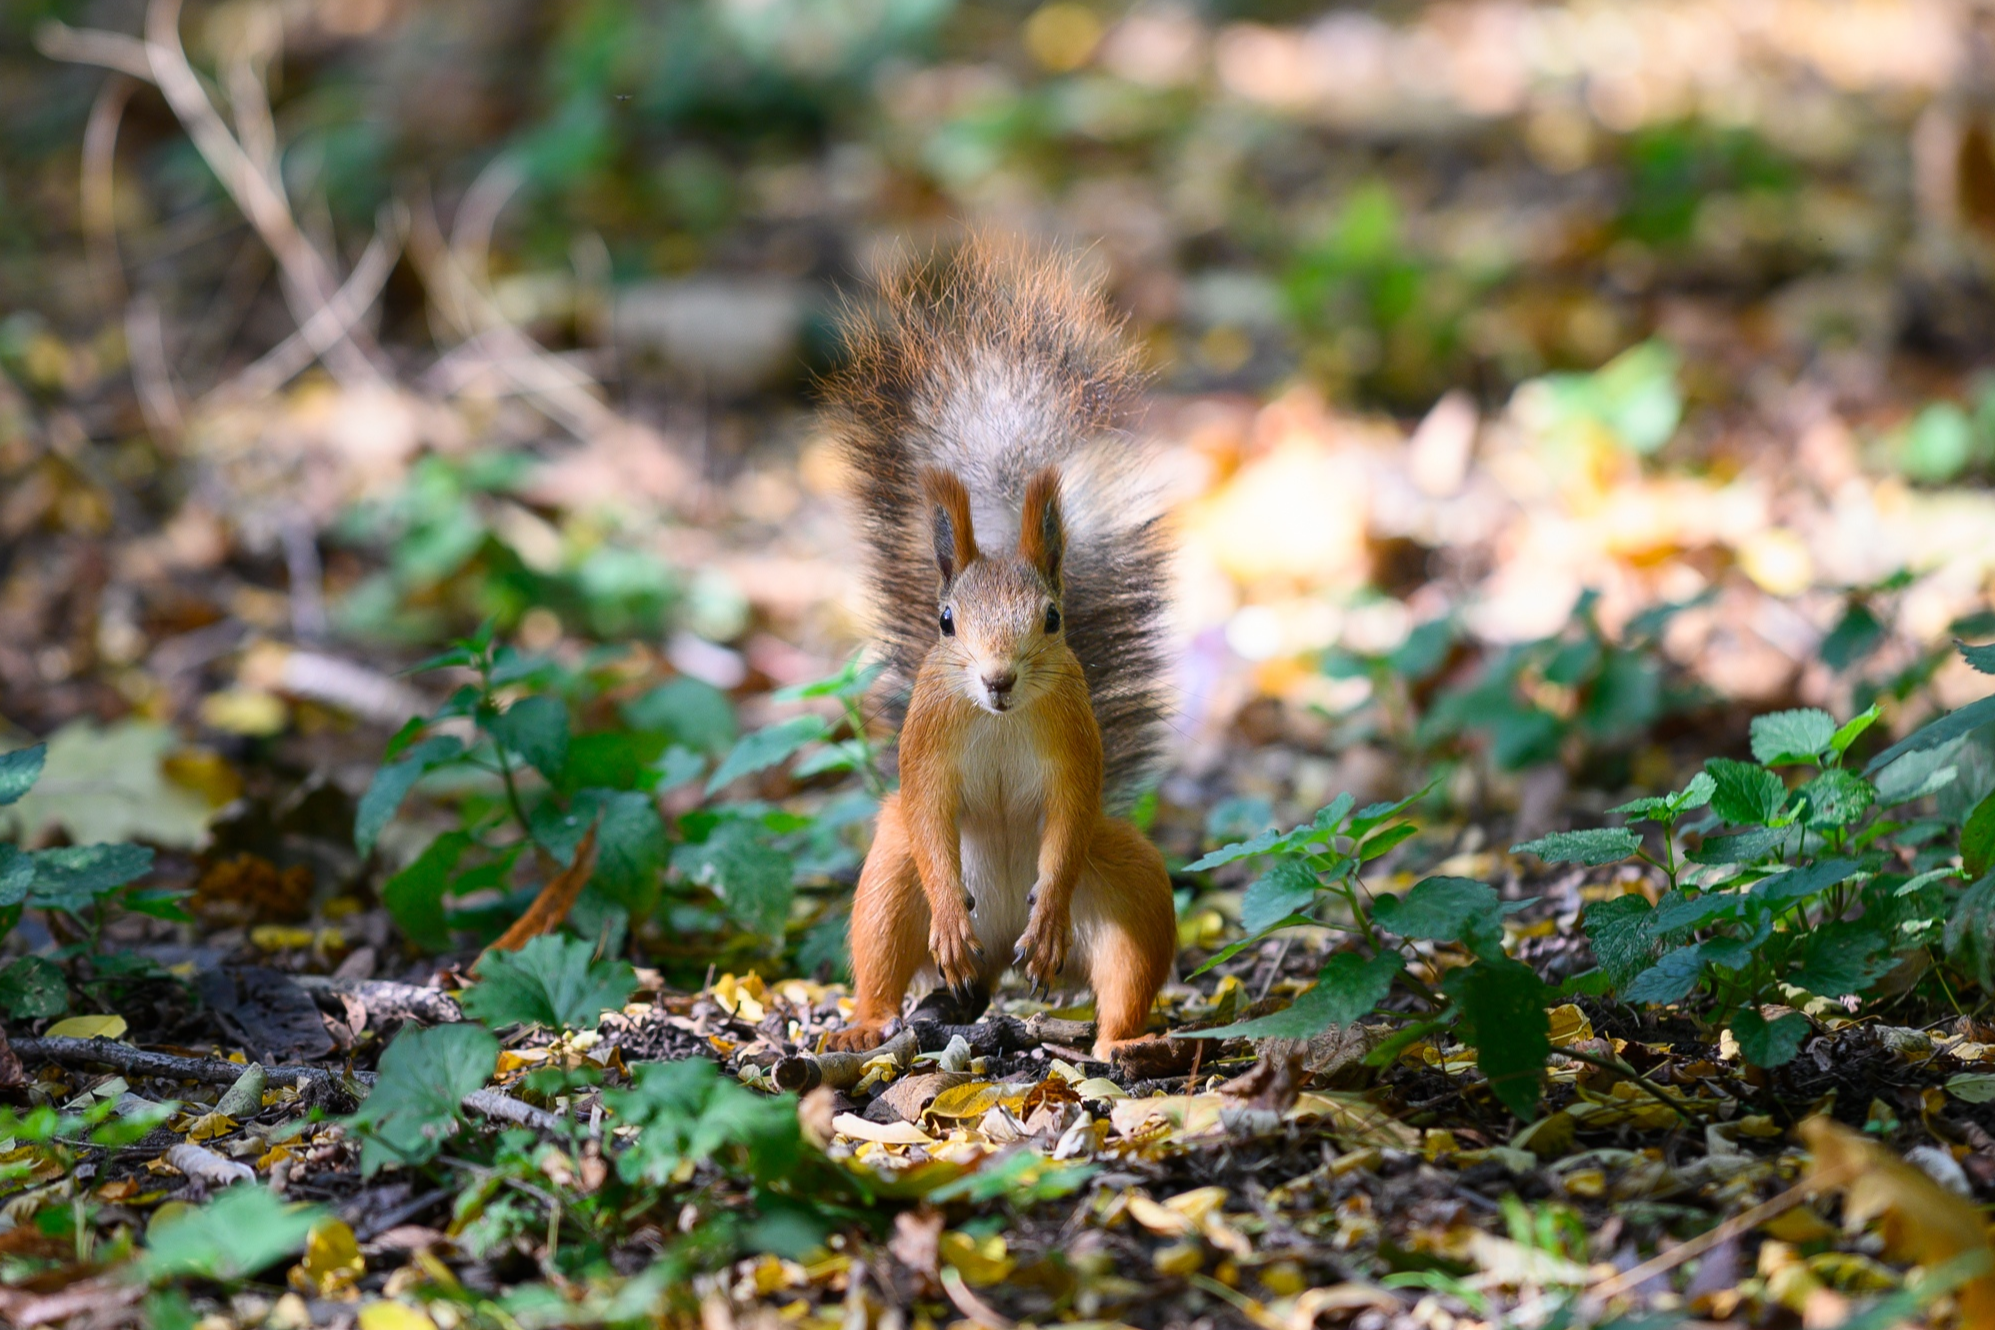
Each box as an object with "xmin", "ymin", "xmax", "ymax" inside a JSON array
[
  {"xmin": 1864, "ymin": 694, "xmax": 1995, "ymax": 776},
  {"xmin": 1187, "ymin": 827, "xmax": 1288, "ymax": 872},
  {"xmin": 1961, "ymin": 789, "xmax": 1995, "ymax": 879},
  {"xmin": 1510, "ymin": 828, "xmax": 1642, "ymax": 866},
  {"xmin": 649, "ymin": 745, "xmax": 708, "ymax": 794},
  {"xmin": 1583, "ymin": 895, "xmax": 1659, "ymax": 990},
  {"xmin": 28, "ymin": 843, "xmax": 155, "ymax": 911},
  {"xmin": 1454, "ymin": 958, "xmax": 1550, "ymax": 1121},
  {"xmin": 1829, "ymin": 705, "xmax": 1883, "ymax": 756},
  {"xmin": 1241, "ymin": 860, "xmax": 1320, "ymax": 934},
  {"xmin": 606, "ymin": 1057, "xmax": 803, "ymax": 1188},
  {"xmin": 1962, "ymin": 641, "xmax": 1995, "ymax": 676},
  {"xmin": 1358, "ymin": 821, "xmax": 1419, "ymax": 862},
  {"xmin": 1609, "ymin": 771, "xmax": 1716, "ymax": 824},
  {"xmin": 1622, "ymin": 944, "xmax": 1709, "ymax": 1005},
  {"xmin": 1730, "ymin": 1008, "xmax": 1811, "ymax": 1068},
  {"xmin": 1791, "ymin": 924, "xmax": 1891, "ymax": 998},
  {"xmin": 1750, "ymin": 709, "xmax": 1838, "ymax": 766},
  {"xmin": 1945, "ymin": 872, "xmax": 1995, "ymax": 990},
  {"xmin": 621, "ymin": 677, "xmax": 738, "ymax": 754},
  {"xmin": 382, "ymin": 831, "xmax": 472, "ymax": 953},
  {"xmin": 0, "ymin": 744, "xmax": 46, "ymax": 806},
  {"xmin": 1705, "ymin": 758, "xmax": 1789, "ymax": 827},
  {"xmin": 1749, "ymin": 856, "xmax": 1861, "ymax": 907},
  {"xmin": 345, "ymin": 1023, "xmax": 499, "ymax": 1175},
  {"xmin": 1178, "ymin": 952, "xmax": 1405, "ymax": 1040},
  {"xmin": 0, "ymin": 845, "xmax": 31, "ymax": 908},
  {"xmin": 488, "ymin": 695, "xmax": 570, "ymax": 782},
  {"xmin": 1373, "ymin": 876, "xmax": 1505, "ymax": 950},
  {"xmin": 138, "ymin": 1185, "xmax": 323, "ymax": 1282},
  {"xmin": 1650, "ymin": 890, "xmax": 1741, "ymax": 935},
  {"xmin": 461, "ymin": 934, "xmax": 636, "ymax": 1031},
  {"xmin": 1686, "ymin": 826, "xmax": 1790, "ymax": 866},
  {"xmin": 570, "ymin": 789, "xmax": 670, "ymax": 912},
  {"xmin": 673, "ymin": 819, "xmax": 795, "ymax": 934},
  {"xmin": 355, "ymin": 735, "xmax": 466, "ymax": 856},
  {"xmin": 0, "ymin": 955, "xmax": 68, "ymax": 1018},
  {"xmin": 706, "ymin": 715, "xmax": 831, "ymax": 794},
  {"xmin": 1797, "ymin": 768, "xmax": 1876, "ymax": 829}
]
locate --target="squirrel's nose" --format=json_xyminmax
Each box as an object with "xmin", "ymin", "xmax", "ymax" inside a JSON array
[{"xmin": 983, "ymin": 669, "xmax": 1017, "ymax": 697}]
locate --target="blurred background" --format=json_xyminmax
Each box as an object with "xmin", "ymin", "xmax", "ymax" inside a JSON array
[{"xmin": 5, "ymin": 0, "xmax": 1995, "ymax": 973}]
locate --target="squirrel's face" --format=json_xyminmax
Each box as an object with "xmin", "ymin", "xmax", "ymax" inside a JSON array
[
  {"xmin": 924, "ymin": 464, "xmax": 1067, "ymax": 717},
  {"xmin": 937, "ymin": 560, "xmax": 1063, "ymax": 715}
]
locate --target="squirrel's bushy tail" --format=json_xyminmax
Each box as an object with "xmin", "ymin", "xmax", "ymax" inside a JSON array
[{"xmin": 827, "ymin": 236, "xmax": 1170, "ymax": 805}]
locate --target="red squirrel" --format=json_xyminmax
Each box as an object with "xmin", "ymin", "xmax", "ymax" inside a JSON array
[{"xmin": 821, "ymin": 238, "xmax": 1178, "ymax": 1062}]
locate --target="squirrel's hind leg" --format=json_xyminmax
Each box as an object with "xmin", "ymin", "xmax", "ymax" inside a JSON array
[
  {"xmin": 1073, "ymin": 817, "xmax": 1177, "ymax": 1061},
  {"xmin": 825, "ymin": 794, "xmax": 928, "ymax": 1053}
]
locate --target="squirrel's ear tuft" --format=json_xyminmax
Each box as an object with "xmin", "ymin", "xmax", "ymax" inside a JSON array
[
  {"xmin": 922, "ymin": 468, "xmax": 980, "ymax": 586},
  {"xmin": 1019, "ymin": 466, "xmax": 1065, "ymax": 591}
]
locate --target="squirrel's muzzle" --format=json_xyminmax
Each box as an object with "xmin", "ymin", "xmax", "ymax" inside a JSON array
[{"xmin": 981, "ymin": 669, "xmax": 1017, "ymax": 710}]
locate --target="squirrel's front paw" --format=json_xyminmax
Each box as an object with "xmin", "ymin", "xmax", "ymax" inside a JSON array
[
  {"xmin": 928, "ymin": 909, "xmax": 984, "ymax": 994},
  {"xmin": 1012, "ymin": 903, "xmax": 1071, "ymax": 994}
]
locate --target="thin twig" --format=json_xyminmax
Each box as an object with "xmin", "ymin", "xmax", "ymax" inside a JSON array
[{"xmin": 1559, "ymin": 1047, "xmax": 1701, "ymax": 1124}]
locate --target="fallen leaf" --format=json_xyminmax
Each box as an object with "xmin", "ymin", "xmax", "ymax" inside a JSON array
[{"xmin": 45, "ymin": 1014, "xmax": 127, "ymax": 1040}]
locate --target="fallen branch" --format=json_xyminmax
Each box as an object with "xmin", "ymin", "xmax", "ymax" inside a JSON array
[
  {"xmin": 462, "ymin": 1088, "xmax": 564, "ymax": 1134},
  {"xmin": 14, "ymin": 1037, "xmax": 346, "ymax": 1090},
  {"xmin": 165, "ymin": 1141, "xmax": 253, "ymax": 1186},
  {"xmin": 293, "ymin": 976, "xmax": 463, "ymax": 1025},
  {"xmin": 774, "ymin": 1027, "xmax": 921, "ymax": 1093}
]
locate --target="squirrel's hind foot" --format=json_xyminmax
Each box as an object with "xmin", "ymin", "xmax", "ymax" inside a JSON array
[{"xmin": 822, "ymin": 1023, "xmax": 890, "ymax": 1053}]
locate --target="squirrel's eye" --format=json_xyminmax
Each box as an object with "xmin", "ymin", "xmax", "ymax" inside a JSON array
[
  {"xmin": 940, "ymin": 606, "xmax": 955, "ymax": 636},
  {"xmin": 1044, "ymin": 605, "xmax": 1061, "ymax": 633}
]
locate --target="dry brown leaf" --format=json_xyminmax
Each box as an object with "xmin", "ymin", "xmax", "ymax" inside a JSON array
[{"xmin": 479, "ymin": 821, "xmax": 598, "ymax": 959}]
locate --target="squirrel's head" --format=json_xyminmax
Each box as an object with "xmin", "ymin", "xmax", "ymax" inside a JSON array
[{"xmin": 923, "ymin": 465, "xmax": 1066, "ymax": 716}]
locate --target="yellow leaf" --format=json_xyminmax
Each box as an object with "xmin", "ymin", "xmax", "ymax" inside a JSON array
[
  {"xmin": 291, "ymin": 1219, "xmax": 365, "ymax": 1298},
  {"xmin": 1798, "ymin": 1116, "xmax": 1995, "ymax": 1323},
  {"xmin": 1546, "ymin": 1004, "xmax": 1593, "ymax": 1047},
  {"xmin": 1125, "ymin": 1193, "xmax": 1196, "ymax": 1236},
  {"xmin": 46, "ymin": 1015, "xmax": 127, "ymax": 1040},
  {"xmin": 1163, "ymin": 1186, "xmax": 1228, "ymax": 1223},
  {"xmin": 938, "ymin": 1231, "xmax": 1014, "ymax": 1286},
  {"xmin": 926, "ymin": 1082, "xmax": 1002, "ymax": 1120},
  {"xmin": 830, "ymin": 1114, "xmax": 935, "ymax": 1146},
  {"xmin": 182, "ymin": 1112, "xmax": 237, "ymax": 1143},
  {"xmin": 1151, "ymin": 1241, "xmax": 1203, "ymax": 1276},
  {"xmin": 356, "ymin": 1302, "xmax": 437, "ymax": 1330}
]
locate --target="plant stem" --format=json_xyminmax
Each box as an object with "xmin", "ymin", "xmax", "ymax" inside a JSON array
[{"xmin": 1559, "ymin": 1047, "xmax": 1699, "ymax": 1124}]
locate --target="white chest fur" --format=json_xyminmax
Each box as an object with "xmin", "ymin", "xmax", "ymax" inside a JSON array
[{"xmin": 954, "ymin": 712, "xmax": 1046, "ymax": 954}]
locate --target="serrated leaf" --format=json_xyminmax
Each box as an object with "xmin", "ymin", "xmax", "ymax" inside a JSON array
[
  {"xmin": 487, "ymin": 695, "xmax": 569, "ymax": 783},
  {"xmin": 1946, "ymin": 872, "xmax": 1995, "ymax": 990},
  {"xmin": 140, "ymin": 1184, "xmax": 323, "ymax": 1282},
  {"xmin": 1347, "ymin": 787, "xmax": 1425, "ymax": 838},
  {"xmin": 1731, "ymin": 1008, "xmax": 1810, "ymax": 1068},
  {"xmin": 672, "ymin": 819, "xmax": 794, "ymax": 934},
  {"xmin": 567, "ymin": 790, "xmax": 668, "ymax": 913},
  {"xmin": 1177, "ymin": 952, "xmax": 1404, "ymax": 1040},
  {"xmin": 1706, "ymin": 758, "xmax": 1789, "ymax": 827},
  {"xmin": 1962, "ymin": 789, "xmax": 1995, "ymax": 879},
  {"xmin": 0, "ymin": 844, "xmax": 31, "ymax": 908},
  {"xmin": 1510, "ymin": 827, "xmax": 1642, "ymax": 866},
  {"xmin": 4, "ymin": 720, "xmax": 213, "ymax": 849},
  {"xmin": 1960, "ymin": 641, "xmax": 1995, "ymax": 676},
  {"xmin": 1186, "ymin": 826, "xmax": 1288, "ymax": 872},
  {"xmin": 605, "ymin": 1057, "xmax": 802, "ymax": 1189},
  {"xmin": 706, "ymin": 715, "xmax": 831, "ymax": 794},
  {"xmin": 1686, "ymin": 825, "xmax": 1789, "ymax": 866},
  {"xmin": 1865, "ymin": 694, "xmax": 1995, "ymax": 775},
  {"xmin": 1623, "ymin": 944, "xmax": 1708, "ymax": 1004},
  {"xmin": 1583, "ymin": 895, "xmax": 1658, "ymax": 990},
  {"xmin": 1453, "ymin": 958, "xmax": 1549, "ymax": 1120},
  {"xmin": 1791, "ymin": 924, "xmax": 1891, "ymax": 998},
  {"xmin": 0, "ymin": 955, "xmax": 67, "ymax": 1019},
  {"xmin": 1241, "ymin": 860, "xmax": 1320, "ymax": 934},
  {"xmin": 382, "ymin": 832, "xmax": 471, "ymax": 953},
  {"xmin": 1750, "ymin": 856, "xmax": 1861, "ymax": 907},
  {"xmin": 28, "ymin": 843, "xmax": 155, "ymax": 912},
  {"xmin": 462, "ymin": 933, "xmax": 636, "ymax": 1031},
  {"xmin": 1829, "ymin": 705, "xmax": 1883, "ymax": 756},
  {"xmin": 1751, "ymin": 709, "xmax": 1837, "ymax": 765},
  {"xmin": 345, "ymin": 1023, "xmax": 498, "ymax": 1175},
  {"xmin": 1798, "ymin": 768, "xmax": 1876, "ymax": 829},
  {"xmin": 1650, "ymin": 889, "xmax": 1741, "ymax": 934},
  {"xmin": 621, "ymin": 677, "xmax": 738, "ymax": 754},
  {"xmin": 0, "ymin": 744, "xmax": 45, "ymax": 806},
  {"xmin": 649, "ymin": 745, "xmax": 707, "ymax": 794},
  {"xmin": 355, "ymin": 736, "xmax": 466, "ymax": 856},
  {"xmin": 1373, "ymin": 876, "xmax": 1503, "ymax": 948}
]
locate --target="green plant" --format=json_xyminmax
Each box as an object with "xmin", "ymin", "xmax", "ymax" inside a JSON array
[
  {"xmin": 460, "ymin": 933, "xmax": 637, "ymax": 1031},
  {"xmin": 345, "ymin": 1022, "xmax": 501, "ymax": 1175}
]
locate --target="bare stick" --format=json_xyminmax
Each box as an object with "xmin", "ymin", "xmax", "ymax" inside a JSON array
[
  {"xmin": 165, "ymin": 1142, "xmax": 253, "ymax": 1186},
  {"xmin": 125, "ymin": 293, "xmax": 185, "ymax": 445},
  {"xmin": 79, "ymin": 73, "xmax": 136, "ymax": 313}
]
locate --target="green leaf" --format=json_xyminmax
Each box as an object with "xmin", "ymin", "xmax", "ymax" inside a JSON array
[
  {"xmin": 1749, "ymin": 857, "xmax": 1861, "ymax": 908},
  {"xmin": 461, "ymin": 933, "xmax": 636, "ymax": 1032},
  {"xmin": 1865, "ymin": 694, "xmax": 1995, "ymax": 775},
  {"xmin": 1185, "ymin": 913, "xmax": 1319, "ymax": 978},
  {"xmin": 1623, "ymin": 945, "xmax": 1708, "ymax": 1004},
  {"xmin": 0, "ymin": 744, "xmax": 45, "ymax": 806},
  {"xmin": 622, "ymin": 678, "xmax": 737, "ymax": 754},
  {"xmin": 649, "ymin": 745, "xmax": 707, "ymax": 794},
  {"xmin": 1730, "ymin": 1008, "xmax": 1810, "ymax": 1068},
  {"xmin": 4, "ymin": 720, "xmax": 211, "ymax": 849},
  {"xmin": 1650, "ymin": 889, "xmax": 1741, "ymax": 934},
  {"xmin": 570, "ymin": 789, "xmax": 670, "ymax": 913},
  {"xmin": 1583, "ymin": 895, "xmax": 1659, "ymax": 990},
  {"xmin": 27, "ymin": 844, "xmax": 155, "ymax": 912},
  {"xmin": 1686, "ymin": 825, "xmax": 1789, "ymax": 866},
  {"xmin": 355, "ymin": 736, "xmax": 466, "ymax": 856},
  {"xmin": 1609, "ymin": 771, "xmax": 1715, "ymax": 824},
  {"xmin": 1186, "ymin": 826, "xmax": 1289, "ymax": 872},
  {"xmin": 345, "ymin": 1023, "xmax": 498, "ymax": 1175},
  {"xmin": 606, "ymin": 1057, "xmax": 802, "ymax": 1188},
  {"xmin": 1347, "ymin": 787, "xmax": 1425, "ymax": 838},
  {"xmin": 1797, "ymin": 768, "xmax": 1876, "ymax": 829},
  {"xmin": 1946, "ymin": 1073, "xmax": 1995, "ymax": 1104},
  {"xmin": 1358, "ymin": 821, "xmax": 1419, "ymax": 862},
  {"xmin": 1946, "ymin": 872, "xmax": 1995, "ymax": 990},
  {"xmin": 1791, "ymin": 923, "xmax": 1890, "ymax": 998},
  {"xmin": 1453, "ymin": 959, "xmax": 1549, "ymax": 1120},
  {"xmin": 382, "ymin": 832, "xmax": 472, "ymax": 953},
  {"xmin": 488, "ymin": 695, "xmax": 569, "ymax": 782},
  {"xmin": 1510, "ymin": 828, "xmax": 1642, "ymax": 866},
  {"xmin": 1241, "ymin": 860, "xmax": 1320, "ymax": 934},
  {"xmin": 1373, "ymin": 877, "xmax": 1504, "ymax": 948},
  {"xmin": 0, "ymin": 845, "xmax": 31, "ymax": 908},
  {"xmin": 139, "ymin": 1185, "xmax": 323, "ymax": 1282},
  {"xmin": 1705, "ymin": 758, "xmax": 1788, "ymax": 826},
  {"xmin": 707, "ymin": 715, "xmax": 831, "ymax": 794},
  {"xmin": 1962, "ymin": 789, "xmax": 1995, "ymax": 879},
  {"xmin": 1177, "ymin": 952, "xmax": 1404, "ymax": 1040},
  {"xmin": 0, "ymin": 956, "xmax": 67, "ymax": 1019},
  {"xmin": 1750, "ymin": 709, "xmax": 1837, "ymax": 766},
  {"xmin": 1829, "ymin": 705, "xmax": 1883, "ymax": 756},
  {"xmin": 673, "ymin": 819, "xmax": 795, "ymax": 934},
  {"xmin": 1962, "ymin": 641, "xmax": 1995, "ymax": 676}
]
